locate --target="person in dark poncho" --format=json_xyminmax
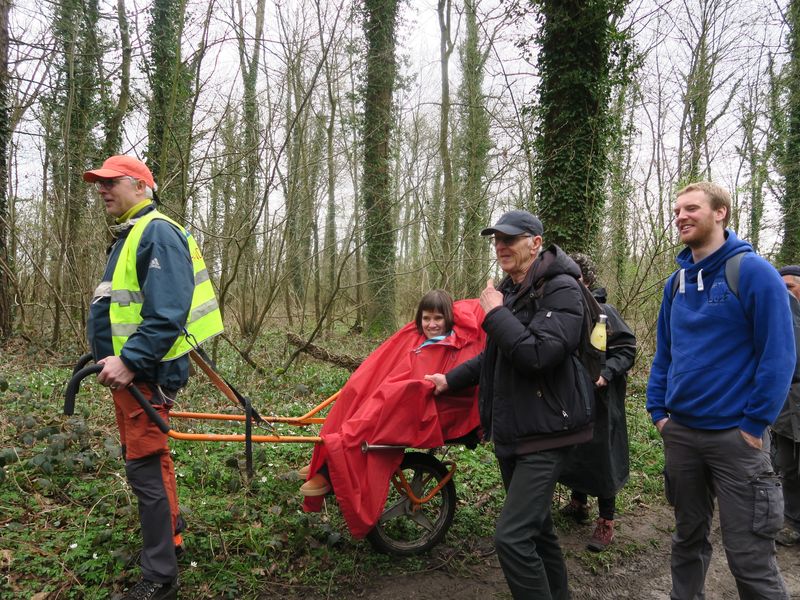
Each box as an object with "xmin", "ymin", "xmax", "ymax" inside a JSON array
[{"xmin": 558, "ymin": 253, "xmax": 637, "ymax": 552}]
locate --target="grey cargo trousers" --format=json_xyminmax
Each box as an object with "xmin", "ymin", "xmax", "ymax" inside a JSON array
[{"xmin": 661, "ymin": 420, "xmax": 787, "ymax": 600}]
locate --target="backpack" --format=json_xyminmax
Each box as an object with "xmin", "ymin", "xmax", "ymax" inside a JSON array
[
  {"xmin": 670, "ymin": 252, "xmax": 744, "ymax": 299},
  {"xmin": 670, "ymin": 252, "xmax": 800, "ymax": 383},
  {"xmin": 576, "ymin": 281, "xmax": 607, "ymax": 382},
  {"xmin": 563, "ymin": 280, "xmax": 607, "ymax": 429}
]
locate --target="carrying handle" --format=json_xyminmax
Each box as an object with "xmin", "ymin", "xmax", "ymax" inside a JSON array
[{"xmin": 64, "ymin": 364, "xmax": 170, "ymax": 434}]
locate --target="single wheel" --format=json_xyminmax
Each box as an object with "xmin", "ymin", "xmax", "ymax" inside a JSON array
[{"xmin": 366, "ymin": 451, "xmax": 456, "ymax": 556}]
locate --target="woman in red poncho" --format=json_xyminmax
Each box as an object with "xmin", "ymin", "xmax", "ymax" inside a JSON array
[{"xmin": 300, "ymin": 290, "xmax": 486, "ymax": 539}]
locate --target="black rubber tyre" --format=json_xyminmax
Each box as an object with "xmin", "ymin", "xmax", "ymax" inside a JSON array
[{"xmin": 366, "ymin": 451, "xmax": 456, "ymax": 556}]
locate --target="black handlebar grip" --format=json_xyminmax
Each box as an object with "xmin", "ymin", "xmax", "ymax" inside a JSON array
[
  {"xmin": 72, "ymin": 353, "xmax": 95, "ymax": 376},
  {"xmin": 63, "ymin": 364, "xmax": 170, "ymax": 434},
  {"xmin": 64, "ymin": 365, "xmax": 103, "ymax": 416}
]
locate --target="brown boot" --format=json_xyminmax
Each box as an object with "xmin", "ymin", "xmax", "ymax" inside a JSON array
[
  {"xmin": 300, "ymin": 473, "xmax": 331, "ymax": 497},
  {"xmin": 559, "ymin": 499, "xmax": 590, "ymax": 524},
  {"xmin": 776, "ymin": 526, "xmax": 800, "ymax": 547},
  {"xmin": 587, "ymin": 518, "xmax": 614, "ymax": 552},
  {"xmin": 297, "ymin": 464, "xmax": 311, "ymax": 477}
]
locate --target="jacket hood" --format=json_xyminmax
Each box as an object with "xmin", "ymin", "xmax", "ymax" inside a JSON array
[
  {"xmin": 527, "ymin": 244, "xmax": 581, "ymax": 289},
  {"xmin": 592, "ymin": 287, "xmax": 608, "ymax": 304},
  {"xmin": 674, "ymin": 230, "xmax": 751, "ymax": 294}
]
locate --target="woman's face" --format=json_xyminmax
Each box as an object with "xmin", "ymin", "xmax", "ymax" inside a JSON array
[{"xmin": 421, "ymin": 309, "xmax": 447, "ymax": 339}]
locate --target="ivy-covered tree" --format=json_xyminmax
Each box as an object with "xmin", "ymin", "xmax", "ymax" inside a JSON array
[
  {"xmin": 533, "ymin": 0, "xmax": 625, "ymax": 253},
  {"xmin": 456, "ymin": 0, "xmax": 492, "ymax": 297},
  {"xmin": 146, "ymin": 0, "xmax": 193, "ymax": 219},
  {"xmin": 45, "ymin": 0, "xmax": 104, "ymax": 343},
  {"xmin": 779, "ymin": 0, "xmax": 800, "ymax": 265},
  {"xmin": 99, "ymin": 0, "xmax": 131, "ymax": 158},
  {"xmin": 362, "ymin": 0, "xmax": 399, "ymax": 335}
]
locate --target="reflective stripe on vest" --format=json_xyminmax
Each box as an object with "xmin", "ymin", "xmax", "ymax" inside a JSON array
[{"xmin": 109, "ymin": 210, "xmax": 224, "ymax": 360}]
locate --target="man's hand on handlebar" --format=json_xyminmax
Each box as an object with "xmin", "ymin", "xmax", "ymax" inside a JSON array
[{"xmin": 96, "ymin": 356, "xmax": 135, "ymax": 391}]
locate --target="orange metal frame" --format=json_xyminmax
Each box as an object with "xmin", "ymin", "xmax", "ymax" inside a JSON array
[
  {"xmin": 391, "ymin": 460, "xmax": 456, "ymax": 508},
  {"xmin": 165, "ymin": 351, "xmax": 457, "ymax": 511},
  {"xmin": 164, "ymin": 350, "xmax": 340, "ymax": 443},
  {"xmin": 167, "ymin": 390, "xmax": 338, "ymax": 443}
]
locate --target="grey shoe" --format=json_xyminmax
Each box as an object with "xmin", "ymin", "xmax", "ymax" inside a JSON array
[
  {"xmin": 776, "ymin": 526, "xmax": 800, "ymax": 547},
  {"xmin": 120, "ymin": 577, "xmax": 179, "ymax": 600}
]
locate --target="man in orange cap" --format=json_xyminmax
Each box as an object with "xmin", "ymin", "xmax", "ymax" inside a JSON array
[{"xmin": 83, "ymin": 155, "xmax": 222, "ymax": 599}]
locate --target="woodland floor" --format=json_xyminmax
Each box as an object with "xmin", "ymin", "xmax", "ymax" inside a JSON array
[{"xmin": 279, "ymin": 503, "xmax": 800, "ymax": 600}]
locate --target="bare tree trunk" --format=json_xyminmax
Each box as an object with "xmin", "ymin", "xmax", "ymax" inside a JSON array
[
  {"xmin": 100, "ymin": 0, "xmax": 131, "ymax": 157},
  {"xmin": 0, "ymin": 0, "xmax": 11, "ymax": 338},
  {"xmin": 437, "ymin": 0, "xmax": 457, "ymax": 289}
]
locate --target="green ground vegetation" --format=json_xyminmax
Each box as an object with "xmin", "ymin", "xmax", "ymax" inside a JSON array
[{"xmin": 0, "ymin": 335, "xmax": 664, "ymax": 599}]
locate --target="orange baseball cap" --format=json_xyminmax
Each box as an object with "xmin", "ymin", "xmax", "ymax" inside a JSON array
[{"xmin": 83, "ymin": 155, "xmax": 156, "ymax": 189}]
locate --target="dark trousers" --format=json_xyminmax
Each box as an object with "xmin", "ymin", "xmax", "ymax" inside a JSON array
[
  {"xmin": 570, "ymin": 491, "xmax": 616, "ymax": 520},
  {"xmin": 773, "ymin": 433, "xmax": 800, "ymax": 532},
  {"xmin": 496, "ymin": 448, "xmax": 571, "ymax": 600},
  {"xmin": 662, "ymin": 421, "xmax": 787, "ymax": 600}
]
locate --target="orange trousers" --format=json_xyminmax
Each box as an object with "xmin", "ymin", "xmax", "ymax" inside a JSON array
[{"xmin": 113, "ymin": 383, "xmax": 182, "ymax": 547}]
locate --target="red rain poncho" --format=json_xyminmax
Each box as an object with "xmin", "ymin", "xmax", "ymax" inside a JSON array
[{"xmin": 303, "ymin": 299, "xmax": 486, "ymax": 538}]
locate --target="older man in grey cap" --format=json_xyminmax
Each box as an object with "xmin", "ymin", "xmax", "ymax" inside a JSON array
[
  {"xmin": 426, "ymin": 209, "xmax": 591, "ymax": 600},
  {"xmin": 774, "ymin": 265, "xmax": 800, "ymax": 547}
]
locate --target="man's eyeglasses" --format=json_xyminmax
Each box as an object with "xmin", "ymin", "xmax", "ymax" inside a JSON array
[
  {"xmin": 94, "ymin": 176, "xmax": 136, "ymax": 191},
  {"xmin": 490, "ymin": 234, "xmax": 532, "ymax": 246}
]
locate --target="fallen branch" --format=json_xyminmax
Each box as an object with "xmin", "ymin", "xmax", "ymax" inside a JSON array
[{"xmin": 286, "ymin": 333, "xmax": 364, "ymax": 371}]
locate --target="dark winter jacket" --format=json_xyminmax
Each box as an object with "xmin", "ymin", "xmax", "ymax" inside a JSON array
[
  {"xmin": 773, "ymin": 293, "xmax": 800, "ymax": 443},
  {"xmin": 559, "ymin": 292, "xmax": 637, "ymax": 497},
  {"xmin": 445, "ymin": 245, "xmax": 593, "ymax": 458},
  {"xmin": 87, "ymin": 202, "xmax": 194, "ymax": 391}
]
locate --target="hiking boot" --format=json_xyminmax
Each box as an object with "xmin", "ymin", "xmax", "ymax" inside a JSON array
[
  {"xmin": 587, "ymin": 518, "xmax": 614, "ymax": 552},
  {"xmin": 299, "ymin": 473, "xmax": 331, "ymax": 497},
  {"xmin": 119, "ymin": 577, "xmax": 179, "ymax": 600},
  {"xmin": 776, "ymin": 526, "xmax": 800, "ymax": 547},
  {"xmin": 559, "ymin": 499, "xmax": 590, "ymax": 524}
]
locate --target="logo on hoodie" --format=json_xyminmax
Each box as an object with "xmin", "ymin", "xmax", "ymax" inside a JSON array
[{"xmin": 708, "ymin": 278, "xmax": 729, "ymax": 304}]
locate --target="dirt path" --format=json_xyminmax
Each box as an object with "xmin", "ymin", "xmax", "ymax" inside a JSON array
[{"xmin": 349, "ymin": 504, "xmax": 800, "ymax": 599}]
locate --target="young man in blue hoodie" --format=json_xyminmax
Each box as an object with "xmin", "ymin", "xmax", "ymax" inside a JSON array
[{"xmin": 647, "ymin": 181, "xmax": 795, "ymax": 599}]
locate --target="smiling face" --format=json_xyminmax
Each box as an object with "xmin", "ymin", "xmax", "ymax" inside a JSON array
[
  {"xmin": 421, "ymin": 310, "xmax": 447, "ymax": 339},
  {"xmin": 673, "ymin": 189, "xmax": 726, "ymax": 253},
  {"xmin": 493, "ymin": 233, "xmax": 542, "ymax": 283}
]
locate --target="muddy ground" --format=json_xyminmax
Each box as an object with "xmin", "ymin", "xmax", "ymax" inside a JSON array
[{"xmin": 315, "ymin": 503, "xmax": 800, "ymax": 599}]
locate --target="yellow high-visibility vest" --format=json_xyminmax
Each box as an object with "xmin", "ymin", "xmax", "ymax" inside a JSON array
[{"xmin": 109, "ymin": 210, "xmax": 223, "ymax": 360}]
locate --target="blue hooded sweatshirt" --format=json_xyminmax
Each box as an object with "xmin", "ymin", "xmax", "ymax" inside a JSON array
[{"xmin": 646, "ymin": 230, "xmax": 795, "ymax": 438}]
